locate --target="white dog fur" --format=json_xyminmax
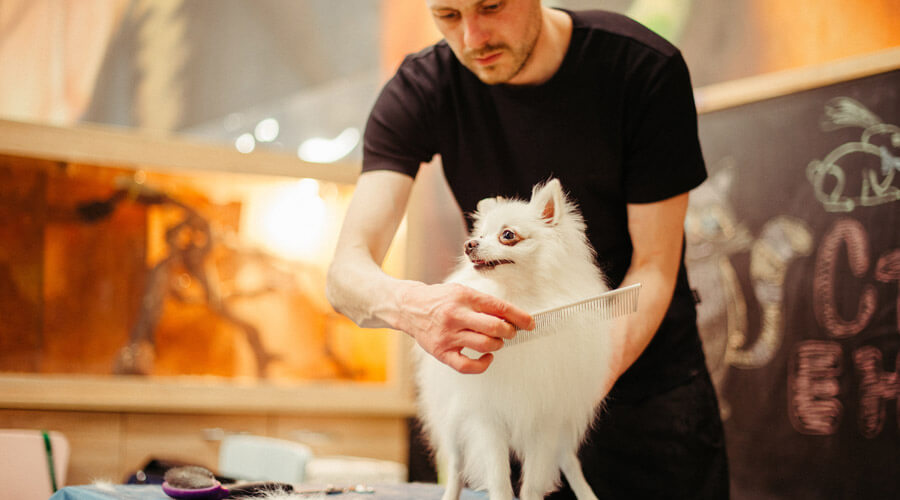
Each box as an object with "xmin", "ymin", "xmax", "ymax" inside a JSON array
[{"xmin": 415, "ymin": 179, "xmax": 613, "ymax": 500}]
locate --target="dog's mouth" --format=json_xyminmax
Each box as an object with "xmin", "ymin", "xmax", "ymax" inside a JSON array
[{"xmin": 471, "ymin": 258, "xmax": 514, "ymax": 271}]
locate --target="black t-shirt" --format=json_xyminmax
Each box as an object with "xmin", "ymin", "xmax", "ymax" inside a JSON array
[{"xmin": 363, "ymin": 10, "xmax": 708, "ymax": 400}]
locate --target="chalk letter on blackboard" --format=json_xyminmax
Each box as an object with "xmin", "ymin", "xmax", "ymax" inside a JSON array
[
  {"xmin": 875, "ymin": 249, "xmax": 900, "ymax": 332},
  {"xmin": 813, "ymin": 218, "xmax": 876, "ymax": 337},
  {"xmin": 789, "ymin": 341, "xmax": 843, "ymax": 435},
  {"xmin": 853, "ymin": 346, "xmax": 900, "ymax": 439}
]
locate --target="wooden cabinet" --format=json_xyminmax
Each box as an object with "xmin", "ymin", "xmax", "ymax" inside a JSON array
[{"xmin": 0, "ymin": 119, "xmax": 415, "ymax": 488}]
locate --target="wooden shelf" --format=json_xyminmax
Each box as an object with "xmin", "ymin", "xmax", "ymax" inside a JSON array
[
  {"xmin": 0, "ymin": 372, "xmax": 417, "ymax": 417},
  {"xmin": 0, "ymin": 118, "xmax": 361, "ymax": 184},
  {"xmin": 695, "ymin": 46, "xmax": 900, "ymax": 113}
]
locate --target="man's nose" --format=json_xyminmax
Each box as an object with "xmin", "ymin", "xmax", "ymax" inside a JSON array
[
  {"xmin": 465, "ymin": 239, "xmax": 479, "ymax": 256},
  {"xmin": 463, "ymin": 17, "xmax": 490, "ymax": 49}
]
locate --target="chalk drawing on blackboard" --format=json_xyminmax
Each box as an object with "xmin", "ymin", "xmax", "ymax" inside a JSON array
[
  {"xmin": 740, "ymin": 216, "xmax": 813, "ymax": 363},
  {"xmin": 687, "ymin": 161, "xmax": 813, "ymax": 419},
  {"xmin": 806, "ymin": 97, "xmax": 900, "ymax": 212},
  {"xmin": 686, "ymin": 161, "xmax": 752, "ymax": 419}
]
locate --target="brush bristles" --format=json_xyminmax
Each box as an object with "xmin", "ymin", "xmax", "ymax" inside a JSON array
[
  {"xmin": 163, "ymin": 466, "xmax": 217, "ymax": 489},
  {"xmin": 507, "ymin": 284, "xmax": 640, "ymax": 346}
]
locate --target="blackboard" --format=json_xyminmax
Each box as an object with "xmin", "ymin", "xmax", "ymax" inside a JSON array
[{"xmin": 690, "ymin": 57, "xmax": 900, "ymax": 498}]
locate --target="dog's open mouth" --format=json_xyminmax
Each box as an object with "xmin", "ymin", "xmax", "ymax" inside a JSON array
[{"xmin": 472, "ymin": 259, "xmax": 514, "ymax": 270}]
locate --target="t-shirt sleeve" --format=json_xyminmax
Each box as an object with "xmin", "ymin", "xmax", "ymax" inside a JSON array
[
  {"xmin": 362, "ymin": 58, "xmax": 439, "ymax": 178},
  {"xmin": 623, "ymin": 51, "xmax": 707, "ymax": 203}
]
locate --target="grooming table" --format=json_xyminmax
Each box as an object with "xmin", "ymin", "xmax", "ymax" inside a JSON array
[{"xmin": 50, "ymin": 483, "xmax": 489, "ymax": 499}]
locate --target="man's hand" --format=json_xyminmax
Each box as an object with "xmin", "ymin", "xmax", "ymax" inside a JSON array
[
  {"xmin": 394, "ymin": 282, "xmax": 534, "ymax": 374},
  {"xmin": 326, "ymin": 170, "xmax": 533, "ymax": 375}
]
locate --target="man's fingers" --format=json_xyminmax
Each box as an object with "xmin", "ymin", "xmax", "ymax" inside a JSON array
[
  {"xmin": 470, "ymin": 291, "xmax": 535, "ymax": 330},
  {"xmin": 460, "ymin": 312, "xmax": 518, "ymax": 340},
  {"xmin": 409, "ymin": 282, "xmax": 534, "ymax": 374},
  {"xmin": 458, "ymin": 330, "xmax": 505, "ymax": 353},
  {"xmin": 444, "ymin": 351, "xmax": 493, "ymax": 374}
]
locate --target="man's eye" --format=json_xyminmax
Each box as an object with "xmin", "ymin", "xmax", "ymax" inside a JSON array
[
  {"xmin": 481, "ymin": 2, "xmax": 503, "ymax": 13},
  {"xmin": 434, "ymin": 11, "xmax": 458, "ymax": 20}
]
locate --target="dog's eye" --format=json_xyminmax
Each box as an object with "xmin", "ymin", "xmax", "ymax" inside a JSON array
[{"xmin": 498, "ymin": 228, "xmax": 521, "ymax": 246}]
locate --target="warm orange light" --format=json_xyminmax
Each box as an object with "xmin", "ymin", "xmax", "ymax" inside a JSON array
[{"xmin": 240, "ymin": 179, "xmax": 328, "ymax": 263}]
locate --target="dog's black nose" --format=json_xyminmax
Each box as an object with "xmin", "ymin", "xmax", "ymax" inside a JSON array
[{"xmin": 464, "ymin": 239, "xmax": 479, "ymax": 255}]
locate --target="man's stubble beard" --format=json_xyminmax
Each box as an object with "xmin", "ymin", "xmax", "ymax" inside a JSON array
[{"xmin": 461, "ymin": 13, "xmax": 542, "ymax": 85}]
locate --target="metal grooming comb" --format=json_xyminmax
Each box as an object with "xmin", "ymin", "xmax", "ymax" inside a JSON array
[{"xmin": 506, "ymin": 283, "xmax": 641, "ymax": 346}]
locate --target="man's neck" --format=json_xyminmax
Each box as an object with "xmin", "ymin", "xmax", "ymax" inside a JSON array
[{"xmin": 507, "ymin": 7, "xmax": 573, "ymax": 86}]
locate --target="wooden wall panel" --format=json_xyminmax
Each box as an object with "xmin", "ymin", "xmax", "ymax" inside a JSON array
[
  {"xmin": 120, "ymin": 413, "xmax": 269, "ymax": 477},
  {"xmin": 271, "ymin": 414, "xmax": 407, "ymax": 464},
  {"xmin": 0, "ymin": 409, "xmax": 122, "ymax": 486}
]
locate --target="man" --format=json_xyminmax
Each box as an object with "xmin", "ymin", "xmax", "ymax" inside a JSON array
[{"xmin": 327, "ymin": 1, "xmax": 728, "ymax": 497}]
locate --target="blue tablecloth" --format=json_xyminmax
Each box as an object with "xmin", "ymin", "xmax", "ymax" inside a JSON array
[
  {"xmin": 50, "ymin": 485, "xmax": 169, "ymax": 500},
  {"xmin": 50, "ymin": 483, "xmax": 489, "ymax": 499}
]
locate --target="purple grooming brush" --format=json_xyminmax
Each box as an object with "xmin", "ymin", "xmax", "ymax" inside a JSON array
[
  {"xmin": 162, "ymin": 481, "xmax": 230, "ymax": 500},
  {"xmin": 162, "ymin": 466, "xmax": 229, "ymax": 500},
  {"xmin": 161, "ymin": 465, "xmax": 293, "ymax": 499}
]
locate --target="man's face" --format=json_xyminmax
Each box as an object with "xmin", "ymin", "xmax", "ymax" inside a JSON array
[{"xmin": 427, "ymin": 0, "xmax": 542, "ymax": 85}]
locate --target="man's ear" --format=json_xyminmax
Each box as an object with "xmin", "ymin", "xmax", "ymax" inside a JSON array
[
  {"xmin": 476, "ymin": 196, "xmax": 502, "ymax": 214},
  {"xmin": 530, "ymin": 178, "xmax": 564, "ymax": 226}
]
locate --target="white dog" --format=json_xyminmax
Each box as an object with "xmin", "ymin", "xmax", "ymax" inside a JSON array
[{"xmin": 415, "ymin": 179, "xmax": 613, "ymax": 500}]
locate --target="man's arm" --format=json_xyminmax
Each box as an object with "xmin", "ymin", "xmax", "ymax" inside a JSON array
[
  {"xmin": 326, "ymin": 169, "xmax": 534, "ymax": 374},
  {"xmin": 604, "ymin": 192, "xmax": 690, "ymax": 388}
]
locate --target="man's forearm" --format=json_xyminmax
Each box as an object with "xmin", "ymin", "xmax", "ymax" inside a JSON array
[
  {"xmin": 325, "ymin": 170, "xmax": 418, "ymax": 330},
  {"xmin": 608, "ymin": 194, "xmax": 690, "ymax": 381},
  {"xmin": 326, "ymin": 246, "xmax": 418, "ymax": 330},
  {"xmin": 607, "ymin": 263, "xmax": 678, "ymax": 381}
]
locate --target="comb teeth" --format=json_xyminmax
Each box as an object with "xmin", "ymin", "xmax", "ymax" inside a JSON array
[{"xmin": 506, "ymin": 283, "xmax": 641, "ymax": 346}]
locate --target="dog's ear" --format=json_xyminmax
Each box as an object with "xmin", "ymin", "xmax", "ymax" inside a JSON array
[
  {"xmin": 476, "ymin": 196, "xmax": 501, "ymax": 214},
  {"xmin": 531, "ymin": 179, "xmax": 565, "ymax": 226}
]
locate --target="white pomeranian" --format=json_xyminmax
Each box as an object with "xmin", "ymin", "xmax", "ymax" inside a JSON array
[{"xmin": 415, "ymin": 179, "xmax": 613, "ymax": 500}]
